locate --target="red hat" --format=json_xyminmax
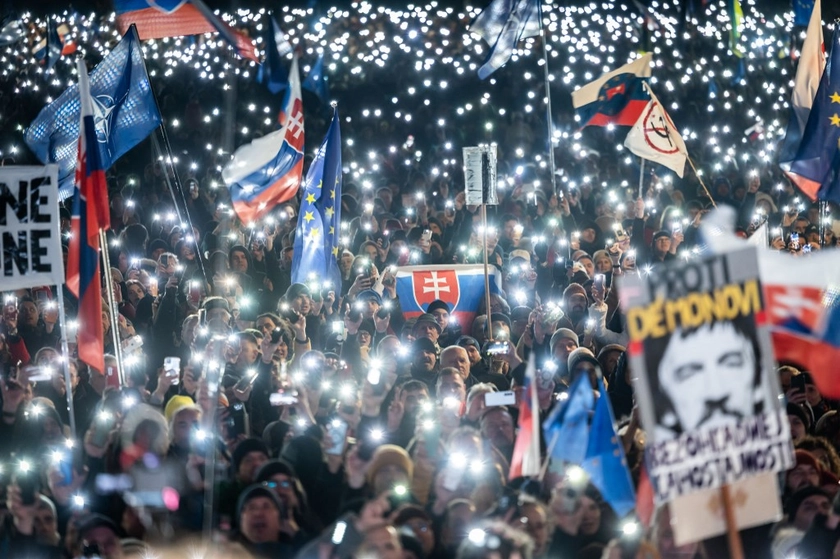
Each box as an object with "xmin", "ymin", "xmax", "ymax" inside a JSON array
[{"xmin": 795, "ymin": 449, "xmax": 821, "ymax": 471}]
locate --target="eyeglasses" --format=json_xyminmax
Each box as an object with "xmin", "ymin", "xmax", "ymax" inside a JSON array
[{"xmin": 263, "ymin": 480, "xmax": 293, "ymax": 489}]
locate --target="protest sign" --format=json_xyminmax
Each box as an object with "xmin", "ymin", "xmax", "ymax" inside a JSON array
[
  {"xmin": 619, "ymin": 246, "xmax": 793, "ymax": 504},
  {"xmin": 0, "ymin": 165, "xmax": 64, "ymax": 290},
  {"xmin": 669, "ymin": 472, "xmax": 782, "ymax": 545},
  {"xmin": 463, "ymin": 144, "xmax": 498, "ymax": 206}
]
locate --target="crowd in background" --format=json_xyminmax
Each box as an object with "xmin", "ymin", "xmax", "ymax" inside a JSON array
[{"xmin": 0, "ymin": 0, "xmax": 839, "ymax": 558}]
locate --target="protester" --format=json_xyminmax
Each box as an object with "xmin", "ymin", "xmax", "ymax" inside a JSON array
[{"xmin": 0, "ymin": 0, "xmax": 834, "ymax": 556}]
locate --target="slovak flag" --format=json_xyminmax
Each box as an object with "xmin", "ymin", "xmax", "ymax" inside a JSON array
[
  {"xmin": 510, "ymin": 353, "xmax": 541, "ymax": 479},
  {"xmin": 114, "ymin": 0, "xmax": 257, "ymax": 61},
  {"xmin": 701, "ymin": 208, "xmax": 840, "ymax": 399},
  {"xmin": 394, "ymin": 265, "xmax": 501, "ymax": 329},
  {"xmin": 222, "ymin": 56, "xmax": 304, "ymax": 224},
  {"xmin": 67, "ymin": 58, "xmax": 110, "ymax": 375},
  {"xmin": 763, "ymin": 257, "xmax": 840, "ymax": 398},
  {"xmin": 572, "ymin": 53, "xmax": 652, "ymax": 128}
]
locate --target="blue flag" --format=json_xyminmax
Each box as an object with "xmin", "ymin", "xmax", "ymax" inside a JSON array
[
  {"xmin": 25, "ymin": 28, "xmax": 161, "ymax": 199},
  {"xmin": 291, "ymin": 110, "xmax": 342, "ymax": 289},
  {"xmin": 470, "ymin": 0, "xmax": 541, "ymax": 80},
  {"xmin": 542, "ymin": 372, "xmax": 594, "ymax": 465},
  {"xmin": 787, "ymin": 28, "xmax": 840, "ymax": 203},
  {"xmin": 793, "ymin": 0, "xmax": 815, "ymax": 27},
  {"xmin": 303, "ymin": 53, "xmax": 330, "ymax": 103},
  {"xmin": 257, "ymin": 16, "xmax": 292, "ymax": 95},
  {"xmin": 581, "ymin": 379, "xmax": 636, "ymax": 517}
]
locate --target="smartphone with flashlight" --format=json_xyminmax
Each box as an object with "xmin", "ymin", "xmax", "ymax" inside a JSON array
[
  {"xmin": 164, "ymin": 357, "xmax": 180, "ymax": 386},
  {"xmin": 91, "ymin": 411, "xmax": 117, "ymax": 448},
  {"xmin": 325, "ymin": 418, "xmax": 349, "ymax": 456},
  {"xmin": 485, "ymin": 341, "xmax": 509, "ymax": 356},
  {"xmin": 484, "ymin": 391, "xmax": 516, "ymax": 407},
  {"xmin": 594, "ymin": 274, "xmax": 606, "ymax": 292},
  {"xmin": 189, "ymin": 280, "xmax": 202, "ymax": 306}
]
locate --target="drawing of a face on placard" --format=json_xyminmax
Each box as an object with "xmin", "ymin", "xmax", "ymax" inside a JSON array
[{"xmin": 651, "ymin": 314, "xmax": 764, "ymax": 438}]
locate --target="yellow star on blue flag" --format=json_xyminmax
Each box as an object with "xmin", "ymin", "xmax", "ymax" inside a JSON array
[
  {"xmin": 291, "ymin": 109, "xmax": 343, "ymax": 286},
  {"xmin": 788, "ymin": 30, "xmax": 840, "ymax": 202}
]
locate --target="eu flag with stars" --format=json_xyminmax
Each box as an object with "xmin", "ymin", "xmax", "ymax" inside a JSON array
[
  {"xmin": 25, "ymin": 27, "xmax": 161, "ymax": 199},
  {"xmin": 787, "ymin": 28, "xmax": 840, "ymax": 204},
  {"xmin": 291, "ymin": 110, "xmax": 342, "ymax": 289}
]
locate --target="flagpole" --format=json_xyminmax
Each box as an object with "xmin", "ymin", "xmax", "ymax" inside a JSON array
[
  {"xmin": 720, "ymin": 485, "xmax": 745, "ymax": 559},
  {"xmin": 99, "ymin": 229, "xmax": 126, "ymax": 387},
  {"xmin": 819, "ymin": 200, "xmax": 827, "ymax": 248},
  {"xmin": 538, "ymin": 431, "xmax": 560, "ymax": 481},
  {"xmin": 685, "ymin": 154, "xmax": 718, "ymax": 209},
  {"xmin": 128, "ymin": 23, "xmax": 211, "ymax": 287},
  {"xmin": 538, "ymin": 1, "xmax": 559, "ymax": 198},
  {"xmin": 56, "ymin": 288, "xmax": 78, "ymax": 440},
  {"xmin": 150, "ymin": 132, "xmax": 210, "ymax": 284},
  {"xmin": 482, "ymin": 204, "xmax": 493, "ymax": 342},
  {"xmin": 638, "ymin": 157, "xmax": 646, "ymax": 199}
]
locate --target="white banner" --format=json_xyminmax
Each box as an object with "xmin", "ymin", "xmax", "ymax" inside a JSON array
[{"xmin": 0, "ymin": 165, "xmax": 64, "ymax": 290}]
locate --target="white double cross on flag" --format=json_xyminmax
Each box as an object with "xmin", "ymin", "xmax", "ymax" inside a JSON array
[{"xmin": 287, "ymin": 109, "xmax": 304, "ymax": 140}]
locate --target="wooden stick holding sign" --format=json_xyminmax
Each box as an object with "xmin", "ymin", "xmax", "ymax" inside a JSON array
[
  {"xmin": 720, "ymin": 486, "xmax": 745, "ymax": 559},
  {"xmin": 463, "ymin": 145, "xmax": 498, "ymax": 342}
]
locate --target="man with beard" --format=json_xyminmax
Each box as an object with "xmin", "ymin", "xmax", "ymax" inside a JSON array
[
  {"xmin": 409, "ymin": 337, "xmax": 439, "ymax": 392},
  {"xmin": 651, "ymin": 317, "xmax": 766, "ymax": 440},
  {"xmin": 549, "ymin": 328, "xmax": 579, "ymax": 384},
  {"xmin": 556, "ymin": 283, "xmax": 590, "ymax": 338},
  {"xmin": 480, "ymin": 406, "xmax": 516, "ymax": 465}
]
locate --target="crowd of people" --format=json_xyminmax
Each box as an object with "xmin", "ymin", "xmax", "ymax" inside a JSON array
[{"xmin": 1, "ymin": 0, "xmax": 839, "ymax": 558}]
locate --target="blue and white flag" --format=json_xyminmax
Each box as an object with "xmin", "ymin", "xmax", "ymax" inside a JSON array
[
  {"xmin": 470, "ymin": 0, "xmax": 541, "ymax": 80},
  {"xmin": 25, "ymin": 28, "xmax": 161, "ymax": 198}
]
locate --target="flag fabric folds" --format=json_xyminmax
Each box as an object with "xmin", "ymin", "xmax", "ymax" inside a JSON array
[
  {"xmin": 785, "ymin": 28, "xmax": 840, "ymax": 203},
  {"xmin": 571, "ymin": 53, "xmax": 652, "ymax": 128},
  {"xmin": 542, "ymin": 374, "xmax": 635, "ymax": 516},
  {"xmin": 701, "ymin": 209, "xmax": 840, "ymax": 400},
  {"xmin": 257, "ymin": 16, "xmax": 292, "ymax": 95},
  {"xmin": 114, "ymin": 0, "xmax": 257, "ymax": 61},
  {"xmin": 581, "ymin": 378, "xmax": 637, "ymax": 516},
  {"xmin": 24, "ymin": 28, "xmax": 161, "ymax": 199},
  {"xmin": 68, "ymin": 58, "xmax": 110, "ymax": 374},
  {"xmin": 470, "ymin": 0, "xmax": 541, "ymax": 80},
  {"xmin": 223, "ymin": 57, "xmax": 304, "ymax": 224},
  {"xmin": 624, "ymin": 83, "xmax": 688, "ymax": 177},
  {"xmin": 510, "ymin": 354, "xmax": 540, "ymax": 479},
  {"xmin": 32, "ymin": 20, "xmax": 62, "ymax": 71},
  {"xmin": 542, "ymin": 372, "xmax": 595, "ymax": 465},
  {"xmin": 395, "ymin": 265, "xmax": 502, "ymax": 329},
  {"xmin": 291, "ymin": 110, "xmax": 342, "ymax": 288},
  {"xmin": 0, "ymin": 19, "xmax": 25, "ymax": 47},
  {"xmin": 729, "ymin": 0, "xmax": 744, "ymax": 57},
  {"xmin": 779, "ymin": 0, "xmax": 827, "ymax": 199},
  {"xmin": 303, "ymin": 53, "xmax": 330, "ymax": 103}
]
